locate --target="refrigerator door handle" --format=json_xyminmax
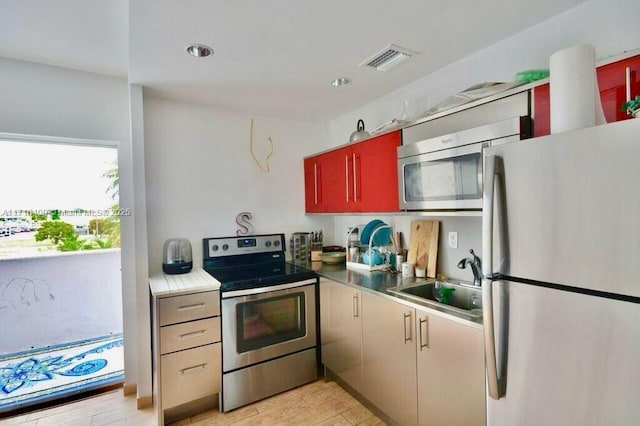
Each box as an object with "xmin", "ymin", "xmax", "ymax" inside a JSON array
[
  {"xmin": 483, "ymin": 154, "xmax": 502, "ymax": 400},
  {"xmin": 483, "ymin": 154, "xmax": 497, "ymax": 279}
]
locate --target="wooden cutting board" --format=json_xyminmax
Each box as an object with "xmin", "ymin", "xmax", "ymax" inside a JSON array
[{"xmin": 407, "ymin": 220, "xmax": 439, "ymax": 278}]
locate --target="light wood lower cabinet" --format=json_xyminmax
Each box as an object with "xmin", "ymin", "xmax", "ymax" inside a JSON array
[
  {"xmin": 320, "ymin": 278, "xmax": 363, "ymax": 393},
  {"xmin": 320, "ymin": 278, "xmax": 485, "ymax": 426},
  {"xmin": 152, "ymin": 290, "xmax": 221, "ymax": 425},
  {"xmin": 362, "ymin": 291, "xmax": 418, "ymax": 426},
  {"xmin": 416, "ymin": 311, "xmax": 486, "ymax": 426}
]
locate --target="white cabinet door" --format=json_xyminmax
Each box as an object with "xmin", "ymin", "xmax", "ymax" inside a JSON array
[
  {"xmin": 320, "ymin": 278, "xmax": 363, "ymax": 393},
  {"xmin": 362, "ymin": 292, "xmax": 417, "ymax": 425}
]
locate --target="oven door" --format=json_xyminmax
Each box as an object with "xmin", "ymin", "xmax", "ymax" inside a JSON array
[
  {"xmin": 221, "ymin": 279, "xmax": 317, "ymax": 372},
  {"xmin": 398, "ymin": 141, "xmax": 488, "ymax": 210}
]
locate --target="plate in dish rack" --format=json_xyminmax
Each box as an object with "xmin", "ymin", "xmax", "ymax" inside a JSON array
[
  {"xmin": 360, "ymin": 220, "xmax": 391, "ymax": 246},
  {"xmin": 359, "ymin": 220, "xmax": 384, "ymax": 245}
]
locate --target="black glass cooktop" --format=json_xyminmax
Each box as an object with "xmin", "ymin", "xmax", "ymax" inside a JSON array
[{"xmin": 204, "ymin": 261, "xmax": 317, "ymax": 292}]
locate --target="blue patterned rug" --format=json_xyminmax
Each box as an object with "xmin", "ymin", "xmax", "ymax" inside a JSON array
[{"xmin": 0, "ymin": 333, "xmax": 124, "ymax": 413}]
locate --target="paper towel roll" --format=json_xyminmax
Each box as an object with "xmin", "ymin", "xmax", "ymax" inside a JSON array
[{"xmin": 550, "ymin": 44, "xmax": 606, "ymax": 134}]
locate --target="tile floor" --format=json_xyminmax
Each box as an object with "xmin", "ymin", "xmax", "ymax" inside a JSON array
[{"xmin": 1, "ymin": 379, "xmax": 385, "ymax": 425}]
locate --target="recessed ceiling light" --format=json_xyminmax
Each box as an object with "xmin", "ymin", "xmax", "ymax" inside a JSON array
[
  {"xmin": 331, "ymin": 77, "xmax": 351, "ymax": 87},
  {"xmin": 186, "ymin": 44, "xmax": 213, "ymax": 58}
]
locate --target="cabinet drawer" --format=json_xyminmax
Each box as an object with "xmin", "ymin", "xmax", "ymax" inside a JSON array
[
  {"xmin": 159, "ymin": 291, "xmax": 220, "ymax": 326},
  {"xmin": 161, "ymin": 317, "xmax": 221, "ymax": 355},
  {"xmin": 161, "ymin": 343, "xmax": 221, "ymax": 409}
]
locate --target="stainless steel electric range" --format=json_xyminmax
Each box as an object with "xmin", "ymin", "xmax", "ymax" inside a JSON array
[{"xmin": 202, "ymin": 233, "xmax": 319, "ymax": 412}]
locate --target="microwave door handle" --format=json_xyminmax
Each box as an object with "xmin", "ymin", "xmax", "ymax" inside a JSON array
[{"xmin": 483, "ymin": 154, "xmax": 503, "ymax": 400}]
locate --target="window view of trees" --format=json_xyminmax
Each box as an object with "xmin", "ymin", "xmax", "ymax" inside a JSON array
[{"xmin": 0, "ymin": 144, "xmax": 120, "ymax": 258}]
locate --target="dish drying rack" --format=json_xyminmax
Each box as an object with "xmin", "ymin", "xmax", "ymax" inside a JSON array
[{"xmin": 346, "ymin": 224, "xmax": 395, "ymax": 272}]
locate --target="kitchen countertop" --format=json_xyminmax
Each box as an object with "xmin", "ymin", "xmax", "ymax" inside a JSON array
[
  {"xmin": 303, "ymin": 261, "xmax": 483, "ymax": 328},
  {"xmin": 149, "ymin": 268, "xmax": 221, "ymax": 297}
]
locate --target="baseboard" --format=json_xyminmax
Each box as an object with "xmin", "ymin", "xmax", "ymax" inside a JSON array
[
  {"xmin": 125, "ymin": 383, "xmax": 152, "ymax": 409},
  {"xmin": 137, "ymin": 395, "xmax": 153, "ymax": 409},
  {"xmin": 123, "ymin": 383, "xmax": 136, "ymax": 396}
]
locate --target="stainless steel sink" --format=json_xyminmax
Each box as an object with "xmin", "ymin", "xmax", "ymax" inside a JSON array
[{"xmin": 387, "ymin": 280, "xmax": 483, "ymax": 319}]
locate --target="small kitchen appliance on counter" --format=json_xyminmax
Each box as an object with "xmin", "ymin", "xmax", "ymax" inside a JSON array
[
  {"xmin": 290, "ymin": 232, "xmax": 311, "ymax": 262},
  {"xmin": 202, "ymin": 233, "xmax": 319, "ymax": 412},
  {"xmin": 162, "ymin": 238, "xmax": 193, "ymax": 274}
]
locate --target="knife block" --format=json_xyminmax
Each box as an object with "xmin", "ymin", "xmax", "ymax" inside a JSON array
[{"xmin": 310, "ymin": 243, "xmax": 323, "ymax": 261}]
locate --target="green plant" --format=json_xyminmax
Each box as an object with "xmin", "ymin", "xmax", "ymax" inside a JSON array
[
  {"xmin": 93, "ymin": 238, "xmax": 113, "ymax": 249},
  {"xmin": 58, "ymin": 234, "xmax": 93, "ymax": 251},
  {"xmin": 622, "ymin": 95, "xmax": 640, "ymax": 115},
  {"xmin": 35, "ymin": 221, "xmax": 75, "ymax": 244},
  {"xmin": 103, "ymin": 161, "xmax": 119, "ymax": 200}
]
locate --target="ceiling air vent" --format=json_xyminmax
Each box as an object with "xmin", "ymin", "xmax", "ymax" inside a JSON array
[{"xmin": 360, "ymin": 44, "xmax": 419, "ymax": 71}]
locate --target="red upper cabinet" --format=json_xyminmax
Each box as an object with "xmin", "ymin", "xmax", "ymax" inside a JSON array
[
  {"xmin": 532, "ymin": 53, "xmax": 640, "ymax": 137},
  {"xmin": 349, "ymin": 131, "xmax": 401, "ymax": 212},
  {"xmin": 532, "ymin": 83, "xmax": 551, "ymax": 137},
  {"xmin": 318, "ymin": 148, "xmax": 350, "ymax": 212},
  {"xmin": 304, "ymin": 157, "xmax": 320, "ymax": 212},
  {"xmin": 597, "ymin": 55, "xmax": 640, "ymax": 123},
  {"xmin": 304, "ymin": 150, "xmax": 347, "ymax": 213},
  {"xmin": 304, "ymin": 130, "xmax": 401, "ymax": 213}
]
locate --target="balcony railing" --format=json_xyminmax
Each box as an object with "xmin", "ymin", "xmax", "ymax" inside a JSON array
[{"xmin": 0, "ymin": 249, "xmax": 122, "ymax": 355}]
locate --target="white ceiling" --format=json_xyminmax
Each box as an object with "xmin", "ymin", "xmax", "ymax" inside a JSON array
[{"xmin": 1, "ymin": 0, "xmax": 589, "ymax": 120}]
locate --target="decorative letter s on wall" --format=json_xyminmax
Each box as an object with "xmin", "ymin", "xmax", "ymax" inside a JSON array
[{"xmin": 236, "ymin": 212, "xmax": 254, "ymax": 236}]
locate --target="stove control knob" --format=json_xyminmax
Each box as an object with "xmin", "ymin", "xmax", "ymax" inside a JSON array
[
  {"xmin": 211, "ymin": 244, "xmax": 219, "ymax": 252},
  {"xmin": 273, "ymin": 240, "xmax": 280, "ymax": 247},
  {"xmin": 222, "ymin": 244, "xmax": 229, "ymax": 251},
  {"xmin": 265, "ymin": 241, "xmax": 272, "ymax": 247}
]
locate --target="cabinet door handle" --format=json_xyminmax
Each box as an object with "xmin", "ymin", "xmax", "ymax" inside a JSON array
[
  {"xmin": 352, "ymin": 293, "xmax": 359, "ymax": 318},
  {"xmin": 419, "ymin": 317, "xmax": 429, "ymax": 350},
  {"xmin": 177, "ymin": 303, "xmax": 205, "ymax": 312},
  {"xmin": 179, "ymin": 329, "xmax": 206, "ymax": 339},
  {"xmin": 345, "ymin": 155, "xmax": 350, "ymax": 202},
  {"xmin": 403, "ymin": 312, "xmax": 412, "ymax": 343},
  {"xmin": 180, "ymin": 363, "xmax": 208, "ymax": 375},
  {"xmin": 626, "ymin": 67, "xmax": 631, "ymax": 108},
  {"xmin": 314, "ymin": 163, "xmax": 319, "ymax": 205},
  {"xmin": 352, "ymin": 153, "xmax": 358, "ymax": 202},
  {"xmin": 318, "ymin": 165, "xmax": 322, "ymax": 203}
]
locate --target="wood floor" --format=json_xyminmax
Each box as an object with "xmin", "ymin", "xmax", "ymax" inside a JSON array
[{"xmin": 1, "ymin": 380, "xmax": 385, "ymax": 425}]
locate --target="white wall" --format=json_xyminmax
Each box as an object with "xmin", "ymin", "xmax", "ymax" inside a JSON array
[
  {"xmin": 143, "ymin": 96, "xmax": 334, "ymax": 274},
  {"xmin": 129, "ymin": 85, "xmax": 152, "ymax": 401},
  {"xmin": 0, "ymin": 250, "xmax": 122, "ymax": 354},
  {"xmin": 0, "ymin": 58, "xmax": 140, "ymax": 391},
  {"xmin": 328, "ymin": 0, "xmax": 639, "ymax": 279}
]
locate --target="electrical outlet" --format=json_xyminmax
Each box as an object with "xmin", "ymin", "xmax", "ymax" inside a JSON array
[{"xmin": 448, "ymin": 232, "xmax": 458, "ymax": 249}]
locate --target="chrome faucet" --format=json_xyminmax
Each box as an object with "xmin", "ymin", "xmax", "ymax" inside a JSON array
[{"xmin": 457, "ymin": 249, "xmax": 482, "ymax": 286}]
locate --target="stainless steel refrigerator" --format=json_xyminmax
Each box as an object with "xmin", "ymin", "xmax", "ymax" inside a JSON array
[{"xmin": 482, "ymin": 118, "xmax": 640, "ymax": 425}]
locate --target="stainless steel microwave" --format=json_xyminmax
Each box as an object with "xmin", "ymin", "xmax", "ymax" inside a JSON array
[{"xmin": 398, "ymin": 117, "xmax": 531, "ymax": 211}]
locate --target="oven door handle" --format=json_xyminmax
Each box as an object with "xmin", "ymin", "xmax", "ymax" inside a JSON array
[{"xmin": 222, "ymin": 278, "xmax": 317, "ymax": 298}]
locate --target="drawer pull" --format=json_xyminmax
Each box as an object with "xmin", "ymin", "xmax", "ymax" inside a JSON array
[
  {"xmin": 180, "ymin": 363, "xmax": 208, "ymax": 375},
  {"xmin": 177, "ymin": 303, "xmax": 206, "ymax": 311},
  {"xmin": 179, "ymin": 330, "xmax": 206, "ymax": 339}
]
